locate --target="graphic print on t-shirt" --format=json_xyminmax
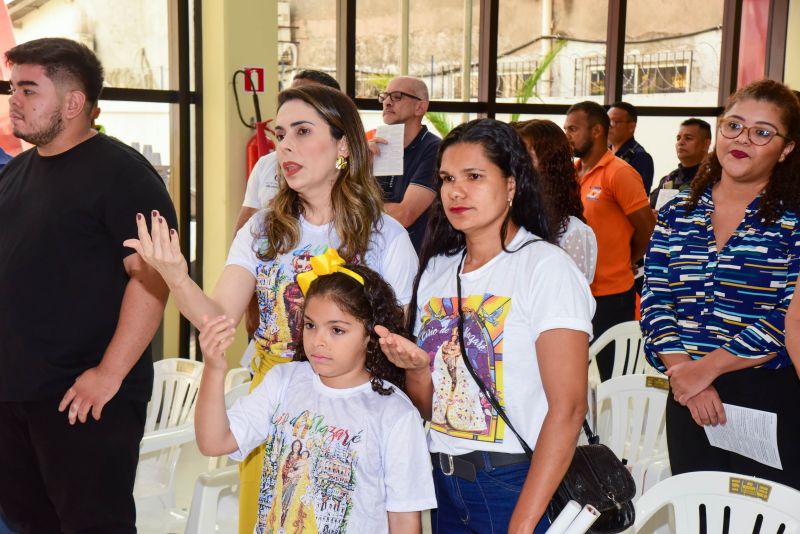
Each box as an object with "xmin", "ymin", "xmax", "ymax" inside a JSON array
[
  {"xmin": 256, "ymin": 405, "xmax": 362, "ymax": 534},
  {"xmin": 254, "ymin": 244, "xmax": 322, "ymax": 358},
  {"xmin": 417, "ymin": 294, "xmax": 511, "ymax": 443}
]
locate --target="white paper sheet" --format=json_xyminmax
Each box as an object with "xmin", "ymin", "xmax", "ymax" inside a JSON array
[
  {"xmin": 372, "ymin": 123, "xmax": 404, "ymax": 176},
  {"xmin": 655, "ymin": 188, "xmax": 680, "ymax": 210},
  {"xmin": 704, "ymin": 403, "xmax": 782, "ymax": 470}
]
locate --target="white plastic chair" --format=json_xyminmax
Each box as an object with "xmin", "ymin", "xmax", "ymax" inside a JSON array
[
  {"xmin": 635, "ymin": 471, "xmax": 800, "ymax": 533},
  {"xmin": 596, "ymin": 374, "xmax": 670, "ymax": 499},
  {"xmin": 224, "ymin": 366, "xmax": 251, "ymax": 393},
  {"xmin": 586, "ymin": 321, "xmax": 658, "ymax": 437},
  {"xmin": 135, "ymin": 358, "xmax": 204, "ymax": 533},
  {"xmin": 588, "ymin": 321, "xmax": 652, "ymax": 386},
  {"xmin": 185, "ymin": 382, "xmax": 251, "ymax": 534}
]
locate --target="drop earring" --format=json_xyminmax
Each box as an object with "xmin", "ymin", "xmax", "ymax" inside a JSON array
[
  {"xmin": 508, "ymin": 197, "xmax": 513, "ymax": 209},
  {"xmin": 335, "ymin": 155, "xmax": 348, "ymax": 171}
]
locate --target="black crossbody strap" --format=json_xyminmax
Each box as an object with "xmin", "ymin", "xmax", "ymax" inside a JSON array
[{"xmin": 454, "ymin": 246, "xmax": 599, "ymax": 458}]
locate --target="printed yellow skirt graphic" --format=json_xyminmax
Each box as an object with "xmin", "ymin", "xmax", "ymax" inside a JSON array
[{"xmin": 239, "ymin": 340, "xmax": 293, "ymax": 534}]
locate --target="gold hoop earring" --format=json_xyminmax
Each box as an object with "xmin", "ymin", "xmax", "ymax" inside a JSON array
[{"xmin": 335, "ymin": 155, "xmax": 348, "ymax": 171}]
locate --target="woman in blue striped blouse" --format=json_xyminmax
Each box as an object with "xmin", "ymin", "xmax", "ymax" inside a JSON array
[{"xmin": 641, "ymin": 79, "xmax": 800, "ymax": 489}]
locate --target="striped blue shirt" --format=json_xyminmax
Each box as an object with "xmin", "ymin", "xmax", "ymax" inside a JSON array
[{"xmin": 641, "ymin": 187, "xmax": 800, "ymax": 373}]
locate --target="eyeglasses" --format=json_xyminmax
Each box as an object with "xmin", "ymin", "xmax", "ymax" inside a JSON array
[
  {"xmin": 718, "ymin": 118, "xmax": 788, "ymax": 146},
  {"xmin": 378, "ymin": 91, "xmax": 422, "ymax": 104}
]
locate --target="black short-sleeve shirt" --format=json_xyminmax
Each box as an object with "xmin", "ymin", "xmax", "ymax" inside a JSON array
[
  {"xmin": 378, "ymin": 125, "xmax": 441, "ymax": 252},
  {"xmin": 0, "ymin": 133, "xmax": 178, "ymax": 402}
]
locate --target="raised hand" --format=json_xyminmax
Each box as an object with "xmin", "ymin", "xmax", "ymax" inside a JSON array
[
  {"xmin": 199, "ymin": 315, "xmax": 236, "ymax": 371},
  {"xmin": 375, "ymin": 325, "xmax": 430, "ymax": 371},
  {"xmin": 123, "ymin": 210, "xmax": 188, "ymax": 288}
]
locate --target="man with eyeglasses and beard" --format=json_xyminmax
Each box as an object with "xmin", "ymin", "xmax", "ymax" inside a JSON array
[{"xmin": 369, "ymin": 76, "xmax": 440, "ymax": 252}]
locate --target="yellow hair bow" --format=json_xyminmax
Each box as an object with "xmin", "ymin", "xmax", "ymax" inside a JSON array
[{"xmin": 296, "ymin": 248, "xmax": 365, "ymax": 296}]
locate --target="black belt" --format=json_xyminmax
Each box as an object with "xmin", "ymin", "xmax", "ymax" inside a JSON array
[{"xmin": 432, "ymin": 451, "xmax": 530, "ymax": 482}]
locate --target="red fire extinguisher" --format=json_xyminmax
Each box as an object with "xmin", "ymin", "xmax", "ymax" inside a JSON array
[
  {"xmin": 246, "ymin": 119, "xmax": 275, "ymax": 178},
  {"xmin": 234, "ymin": 69, "xmax": 276, "ymax": 178}
]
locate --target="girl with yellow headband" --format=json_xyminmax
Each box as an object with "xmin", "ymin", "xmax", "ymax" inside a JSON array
[
  {"xmin": 125, "ymin": 85, "xmax": 418, "ymax": 533},
  {"xmin": 194, "ymin": 260, "xmax": 435, "ymax": 533}
]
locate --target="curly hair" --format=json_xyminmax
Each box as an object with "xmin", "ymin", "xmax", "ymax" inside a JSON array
[
  {"xmin": 293, "ymin": 264, "xmax": 407, "ymax": 395},
  {"xmin": 257, "ymin": 85, "xmax": 384, "ymax": 262},
  {"xmin": 515, "ymin": 119, "xmax": 585, "ymax": 238},
  {"xmin": 687, "ymin": 80, "xmax": 800, "ymax": 224},
  {"xmin": 408, "ymin": 118, "xmax": 553, "ymax": 332}
]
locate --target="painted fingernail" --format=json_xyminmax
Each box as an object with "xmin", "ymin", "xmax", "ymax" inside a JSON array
[
  {"xmin": 159, "ymin": 217, "xmax": 164, "ymax": 223},
  {"xmin": 152, "ymin": 210, "xmax": 158, "ymax": 216},
  {"xmin": 136, "ymin": 213, "xmax": 143, "ymax": 220},
  {"xmin": 170, "ymin": 229, "xmax": 177, "ymax": 235}
]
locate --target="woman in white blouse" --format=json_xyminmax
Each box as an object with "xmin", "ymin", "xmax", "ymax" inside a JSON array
[{"xmin": 516, "ymin": 119, "xmax": 597, "ymax": 283}]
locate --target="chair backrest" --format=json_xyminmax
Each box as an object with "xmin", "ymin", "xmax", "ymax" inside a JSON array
[
  {"xmin": 635, "ymin": 471, "xmax": 800, "ymax": 533},
  {"xmin": 589, "ymin": 321, "xmax": 649, "ymax": 379},
  {"xmin": 145, "ymin": 358, "xmax": 204, "ymax": 433},
  {"xmin": 596, "ymin": 374, "xmax": 669, "ymax": 466},
  {"xmin": 224, "ymin": 367, "xmax": 251, "ymax": 393},
  {"xmin": 135, "ymin": 358, "xmax": 204, "ymax": 504}
]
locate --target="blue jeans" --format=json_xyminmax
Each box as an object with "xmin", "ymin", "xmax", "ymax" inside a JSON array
[{"xmin": 431, "ymin": 453, "xmax": 551, "ymax": 534}]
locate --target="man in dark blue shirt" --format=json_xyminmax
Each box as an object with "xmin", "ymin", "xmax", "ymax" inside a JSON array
[
  {"xmin": 608, "ymin": 101, "xmax": 654, "ymax": 193},
  {"xmin": 369, "ymin": 76, "xmax": 441, "ymax": 252},
  {"xmin": 649, "ymin": 118, "xmax": 711, "ymax": 209}
]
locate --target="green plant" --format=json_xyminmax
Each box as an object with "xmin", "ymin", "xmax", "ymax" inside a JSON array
[
  {"xmin": 510, "ymin": 39, "xmax": 567, "ymax": 123},
  {"xmin": 425, "ymin": 111, "xmax": 454, "ymax": 137}
]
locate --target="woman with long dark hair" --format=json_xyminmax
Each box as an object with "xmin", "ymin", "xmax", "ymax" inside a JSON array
[
  {"xmin": 641, "ymin": 79, "xmax": 800, "ymax": 488},
  {"xmin": 377, "ymin": 119, "xmax": 594, "ymax": 533},
  {"xmin": 516, "ymin": 119, "xmax": 597, "ymax": 282}
]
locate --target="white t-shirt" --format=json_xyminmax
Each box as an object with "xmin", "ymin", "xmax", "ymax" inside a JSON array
[
  {"xmin": 228, "ymin": 362, "xmax": 436, "ymax": 534},
  {"xmin": 227, "ymin": 212, "xmax": 417, "ymax": 364},
  {"xmin": 414, "ymin": 228, "xmax": 595, "ymax": 456},
  {"xmin": 243, "ymin": 153, "xmax": 279, "ymax": 209},
  {"xmin": 558, "ymin": 216, "xmax": 598, "ymax": 284}
]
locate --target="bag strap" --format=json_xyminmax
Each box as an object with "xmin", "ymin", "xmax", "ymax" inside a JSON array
[{"xmin": 454, "ymin": 248, "xmax": 599, "ymax": 459}]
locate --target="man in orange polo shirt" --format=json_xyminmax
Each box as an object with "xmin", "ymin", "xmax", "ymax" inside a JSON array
[{"xmin": 564, "ymin": 101, "xmax": 655, "ymax": 381}]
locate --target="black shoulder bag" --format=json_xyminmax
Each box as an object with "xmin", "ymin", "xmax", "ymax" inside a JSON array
[{"xmin": 454, "ymin": 251, "xmax": 635, "ymax": 534}]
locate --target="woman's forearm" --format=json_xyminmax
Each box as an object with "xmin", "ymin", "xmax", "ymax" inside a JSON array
[
  {"xmin": 404, "ymin": 367, "xmax": 433, "ymax": 420},
  {"xmin": 509, "ymin": 405, "xmax": 586, "ymax": 532},
  {"xmin": 169, "ymin": 273, "xmax": 226, "ymax": 328}
]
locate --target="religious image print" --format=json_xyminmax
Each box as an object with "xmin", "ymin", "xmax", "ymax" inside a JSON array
[
  {"xmin": 255, "ymin": 405, "xmax": 362, "ymax": 534},
  {"xmin": 417, "ymin": 293, "xmax": 511, "ymax": 443}
]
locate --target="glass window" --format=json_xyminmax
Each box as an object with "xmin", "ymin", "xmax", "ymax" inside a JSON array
[
  {"xmin": 359, "ymin": 110, "xmax": 475, "ymax": 139},
  {"xmin": 280, "ymin": 1, "xmax": 338, "ymax": 90},
  {"xmin": 499, "ymin": 0, "xmax": 608, "ymax": 104},
  {"xmin": 622, "ymin": 0, "xmax": 724, "ymax": 106},
  {"xmin": 8, "ymin": 0, "xmax": 173, "ymax": 90},
  {"xmin": 355, "ymin": 0, "xmax": 479, "ymax": 101}
]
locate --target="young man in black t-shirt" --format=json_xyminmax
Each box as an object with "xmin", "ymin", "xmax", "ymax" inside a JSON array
[{"xmin": 0, "ymin": 38, "xmax": 177, "ymax": 533}]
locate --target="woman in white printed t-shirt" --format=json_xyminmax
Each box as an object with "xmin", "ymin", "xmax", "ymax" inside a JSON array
[
  {"xmin": 377, "ymin": 119, "xmax": 595, "ymax": 533},
  {"xmin": 125, "ymin": 85, "xmax": 418, "ymax": 534}
]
